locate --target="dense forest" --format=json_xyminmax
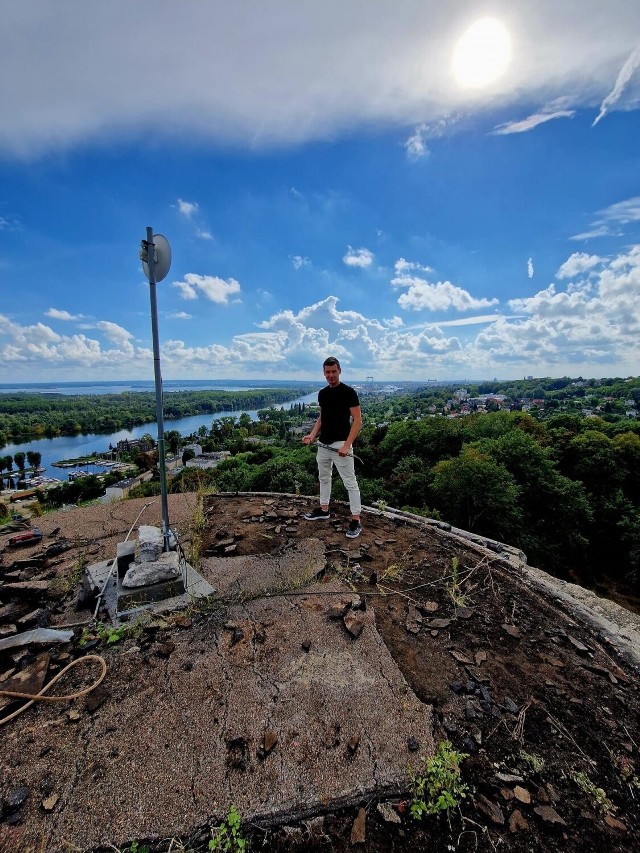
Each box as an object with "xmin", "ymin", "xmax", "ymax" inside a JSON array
[{"xmin": 0, "ymin": 387, "xmax": 316, "ymax": 446}]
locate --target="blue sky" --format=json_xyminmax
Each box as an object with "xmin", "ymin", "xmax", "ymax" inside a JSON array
[{"xmin": 1, "ymin": 1, "xmax": 639, "ymax": 383}]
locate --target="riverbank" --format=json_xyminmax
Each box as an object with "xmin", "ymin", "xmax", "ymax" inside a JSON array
[{"xmin": 0, "ymin": 389, "xmax": 318, "ymax": 484}]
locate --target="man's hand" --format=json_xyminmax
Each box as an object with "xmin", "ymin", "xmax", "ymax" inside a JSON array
[
  {"xmin": 302, "ymin": 435, "xmax": 314, "ymax": 445},
  {"xmin": 338, "ymin": 443, "xmax": 351, "ymax": 457}
]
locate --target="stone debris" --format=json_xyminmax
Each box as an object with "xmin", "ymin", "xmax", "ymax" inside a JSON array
[
  {"xmin": 122, "ymin": 550, "xmax": 181, "ymax": 588},
  {"xmin": 476, "ymin": 794, "xmax": 505, "ymax": 825},
  {"xmin": 350, "ymin": 807, "xmax": 366, "ymax": 844},
  {"xmin": 604, "ymin": 814, "xmax": 627, "ymax": 832},
  {"xmin": 135, "ymin": 525, "xmax": 165, "ymax": 562},
  {"xmin": 376, "ymin": 801, "xmax": 401, "ymax": 824},
  {"xmin": 567, "ymin": 635, "xmax": 590, "ymax": 654},
  {"xmin": 343, "ymin": 611, "xmax": 367, "ymax": 638},
  {"xmin": 405, "ymin": 605, "xmax": 422, "ymax": 634},
  {"xmin": 509, "ymin": 808, "xmax": 529, "ymax": 832},
  {"xmin": 0, "ymin": 628, "xmax": 72, "ymax": 651},
  {"xmin": 42, "ymin": 794, "xmax": 59, "ymax": 812},
  {"xmin": 534, "ymin": 805, "xmax": 566, "ymax": 825}
]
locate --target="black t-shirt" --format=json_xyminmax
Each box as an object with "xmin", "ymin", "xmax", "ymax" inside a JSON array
[{"xmin": 318, "ymin": 382, "xmax": 360, "ymax": 444}]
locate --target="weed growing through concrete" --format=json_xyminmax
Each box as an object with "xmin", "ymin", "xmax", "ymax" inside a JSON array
[
  {"xmin": 378, "ymin": 562, "xmax": 403, "ymax": 583},
  {"xmin": 209, "ymin": 805, "xmax": 247, "ymax": 851},
  {"xmin": 410, "ymin": 740, "xmax": 469, "ymax": 819},
  {"xmin": 112, "ymin": 841, "xmax": 149, "ymax": 853},
  {"xmin": 79, "ymin": 620, "xmax": 141, "ymax": 647},
  {"xmin": 188, "ymin": 490, "xmax": 207, "ymax": 569},
  {"xmin": 52, "ymin": 551, "xmax": 88, "ymax": 596},
  {"xmin": 446, "ymin": 557, "xmax": 466, "ymax": 607}
]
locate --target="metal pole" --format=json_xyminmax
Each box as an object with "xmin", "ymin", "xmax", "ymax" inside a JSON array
[{"xmin": 146, "ymin": 226, "xmax": 171, "ymax": 551}]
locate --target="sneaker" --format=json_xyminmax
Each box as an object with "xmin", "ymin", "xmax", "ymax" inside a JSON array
[
  {"xmin": 346, "ymin": 519, "xmax": 362, "ymax": 538},
  {"xmin": 304, "ymin": 507, "xmax": 331, "ymax": 521}
]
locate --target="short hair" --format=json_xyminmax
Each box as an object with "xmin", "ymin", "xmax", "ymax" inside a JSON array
[{"xmin": 323, "ymin": 356, "xmax": 341, "ymax": 369}]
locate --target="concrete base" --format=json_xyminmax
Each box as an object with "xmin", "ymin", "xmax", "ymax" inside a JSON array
[{"xmin": 84, "ymin": 557, "xmax": 216, "ymax": 622}]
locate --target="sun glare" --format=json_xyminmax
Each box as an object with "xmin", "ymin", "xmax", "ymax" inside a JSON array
[{"xmin": 452, "ymin": 17, "xmax": 512, "ymax": 89}]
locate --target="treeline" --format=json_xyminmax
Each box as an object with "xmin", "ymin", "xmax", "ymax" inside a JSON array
[
  {"xmin": 0, "ymin": 387, "xmax": 316, "ymax": 446},
  {"xmin": 142, "ymin": 407, "xmax": 640, "ymax": 594}
]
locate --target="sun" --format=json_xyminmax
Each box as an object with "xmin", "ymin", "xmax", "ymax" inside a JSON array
[{"xmin": 451, "ymin": 17, "xmax": 512, "ymax": 89}]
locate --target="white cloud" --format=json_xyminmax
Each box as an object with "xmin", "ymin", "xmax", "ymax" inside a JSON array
[
  {"xmin": 196, "ymin": 228, "xmax": 213, "ymax": 240},
  {"xmin": 395, "ymin": 258, "xmax": 433, "ymax": 275},
  {"xmin": 96, "ymin": 321, "xmax": 134, "ymax": 346},
  {"xmin": 527, "ymin": 258, "xmax": 534, "ymax": 278},
  {"xmin": 168, "ymin": 311, "xmax": 193, "ymax": 320},
  {"xmin": 493, "ymin": 108, "xmax": 575, "ymax": 135},
  {"xmin": 173, "ymin": 273, "xmax": 242, "ymax": 304},
  {"xmin": 3, "ymin": 3, "xmax": 639, "ymax": 156},
  {"xmin": 290, "ymin": 255, "xmax": 311, "ymax": 270},
  {"xmin": 177, "ymin": 198, "xmax": 199, "ymax": 218},
  {"xmin": 45, "ymin": 308, "xmax": 84, "ymax": 321},
  {"xmin": 391, "ymin": 267, "xmax": 499, "ymax": 312},
  {"xmin": 405, "ymin": 125, "xmax": 429, "ymax": 159},
  {"xmin": 2, "ymin": 245, "xmax": 640, "ymax": 380},
  {"xmin": 343, "ymin": 246, "xmax": 373, "ymax": 268},
  {"xmin": 570, "ymin": 196, "xmax": 640, "ymax": 240},
  {"xmin": 593, "ymin": 43, "xmax": 640, "ymax": 125},
  {"xmin": 556, "ymin": 252, "xmax": 601, "ymax": 279}
]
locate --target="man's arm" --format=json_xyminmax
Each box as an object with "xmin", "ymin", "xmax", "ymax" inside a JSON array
[
  {"xmin": 339, "ymin": 405, "xmax": 362, "ymax": 456},
  {"xmin": 302, "ymin": 414, "xmax": 322, "ymax": 445}
]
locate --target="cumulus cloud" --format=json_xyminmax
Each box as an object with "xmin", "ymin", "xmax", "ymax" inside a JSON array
[
  {"xmin": 391, "ymin": 266, "xmax": 499, "ymax": 312},
  {"xmin": 527, "ymin": 258, "xmax": 534, "ymax": 278},
  {"xmin": 395, "ymin": 258, "xmax": 433, "ymax": 275},
  {"xmin": 2, "ymin": 244, "xmax": 640, "ymax": 379},
  {"xmin": 173, "ymin": 273, "xmax": 241, "ymax": 304},
  {"xmin": 45, "ymin": 308, "xmax": 84, "ymax": 321},
  {"xmin": 168, "ymin": 311, "xmax": 193, "ymax": 319},
  {"xmin": 556, "ymin": 252, "xmax": 601, "ymax": 279},
  {"xmin": 343, "ymin": 246, "xmax": 373, "ymax": 268}
]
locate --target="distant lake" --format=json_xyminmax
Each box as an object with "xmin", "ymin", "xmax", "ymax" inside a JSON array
[{"xmin": 1, "ymin": 388, "xmax": 319, "ymax": 483}]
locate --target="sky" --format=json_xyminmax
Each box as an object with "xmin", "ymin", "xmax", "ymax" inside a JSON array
[{"xmin": 1, "ymin": 1, "xmax": 639, "ymax": 384}]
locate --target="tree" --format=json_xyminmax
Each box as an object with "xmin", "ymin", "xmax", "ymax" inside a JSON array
[
  {"xmin": 431, "ymin": 447, "xmax": 522, "ymax": 541},
  {"xmin": 26, "ymin": 450, "xmax": 42, "ymax": 469},
  {"xmin": 472, "ymin": 430, "xmax": 591, "ymax": 576},
  {"xmin": 182, "ymin": 448, "xmax": 196, "ymax": 466},
  {"xmin": 13, "ymin": 451, "xmax": 26, "ymax": 472}
]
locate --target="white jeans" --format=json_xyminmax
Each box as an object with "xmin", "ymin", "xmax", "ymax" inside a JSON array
[{"xmin": 317, "ymin": 441, "xmax": 361, "ymax": 516}]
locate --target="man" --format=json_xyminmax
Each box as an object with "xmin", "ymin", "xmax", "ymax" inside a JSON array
[{"xmin": 302, "ymin": 356, "xmax": 362, "ymax": 538}]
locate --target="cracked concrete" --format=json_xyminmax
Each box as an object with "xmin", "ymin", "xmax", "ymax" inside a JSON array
[{"xmin": 2, "ymin": 579, "xmax": 433, "ymax": 852}]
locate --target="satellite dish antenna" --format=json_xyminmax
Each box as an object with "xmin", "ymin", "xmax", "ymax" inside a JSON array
[{"xmin": 141, "ymin": 234, "xmax": 172, "ymax": 282}]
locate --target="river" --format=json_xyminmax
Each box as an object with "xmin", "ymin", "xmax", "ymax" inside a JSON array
[{"xmin": 1, "ymin": 391, "xmax": 318, "ymax": 484}]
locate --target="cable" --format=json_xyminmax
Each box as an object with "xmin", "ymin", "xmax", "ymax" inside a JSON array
[{"xmin": 0, "ymin": 654, "xmax": 108, "ymax": 727}]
